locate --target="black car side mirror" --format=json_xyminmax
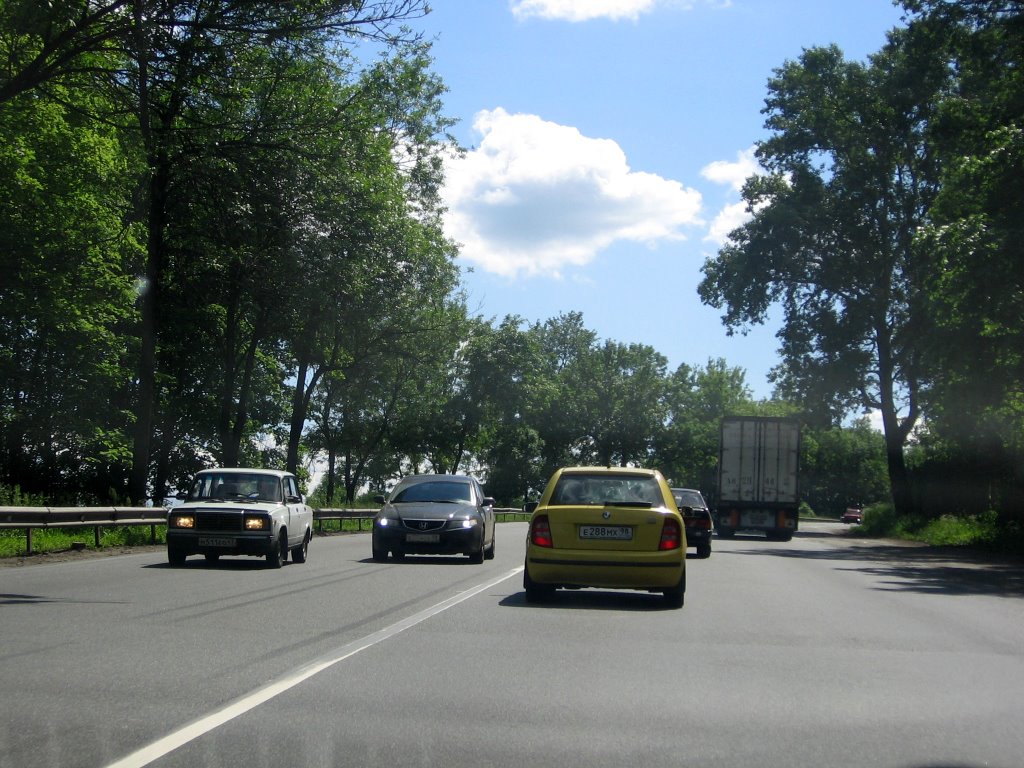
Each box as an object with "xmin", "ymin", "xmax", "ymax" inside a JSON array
[
  {"xmin": 373, "ymin": 494, "xmax": 386, "ymax": 505},
  {"xmin": 482, "ymin": 496, "xmax": 496, "ymax": 507},
  {"xmin": 524, "ymin": 500, "xmax": 538, "ymax": 514}
]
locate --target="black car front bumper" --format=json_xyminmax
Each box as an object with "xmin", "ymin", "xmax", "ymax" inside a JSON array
[{"xmin": 373, "ymin": 524, "xmax": 483, "ymax": 556}]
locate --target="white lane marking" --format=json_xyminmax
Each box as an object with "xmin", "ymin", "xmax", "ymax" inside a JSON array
[{"xmin": 106, "ymin": 566, "xmax": 523, "ymax": 768}]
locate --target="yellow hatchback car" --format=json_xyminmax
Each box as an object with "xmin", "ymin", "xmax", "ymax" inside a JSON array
[{"xmin": 523, "ymin": 467, "xmax": 686, "ymax": 608}]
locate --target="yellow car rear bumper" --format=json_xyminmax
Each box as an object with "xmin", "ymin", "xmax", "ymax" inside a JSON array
[{"xmin": 526, "ymin": 546, "xmax": 684, "ymax": 590}]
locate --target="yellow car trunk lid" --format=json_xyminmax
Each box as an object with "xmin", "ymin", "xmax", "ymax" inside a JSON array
[{"xmin": 546, "ymin": 503, "xmax": 673, "ymax": 551}]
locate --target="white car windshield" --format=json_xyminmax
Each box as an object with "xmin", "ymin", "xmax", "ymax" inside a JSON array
[{"xmin": 190, "ymin": 473, "xmax": 282, "ymax": 503}]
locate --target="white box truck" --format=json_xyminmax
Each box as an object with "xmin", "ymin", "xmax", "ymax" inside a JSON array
[{"xmin": 715, "ymin": 416, "xmax": 801, "ymax": 541}]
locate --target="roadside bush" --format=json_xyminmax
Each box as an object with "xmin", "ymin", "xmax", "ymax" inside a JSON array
[
  {"xmin": 858, "ymin": 503, "xmax": 1008, "ymax": 549},
  {"xmin": 859, "ymin": 502, "xmax": 898, "ymax": 536},
  {"xmin": 0, "ymin": 484, "xmax": 46, "ymax": 506}
]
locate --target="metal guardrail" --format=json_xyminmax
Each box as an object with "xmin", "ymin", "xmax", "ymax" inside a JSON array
[
  {"xmin": 312, "ymin": 507, "xmax": 530, "ymax": 532},
  {"xmin": 0, "ymin": 505, "xmax": 533, "ymax": 555},
  {"xmin": 0, "ymin": 507, "xmax": 169, "ymax": 553}
]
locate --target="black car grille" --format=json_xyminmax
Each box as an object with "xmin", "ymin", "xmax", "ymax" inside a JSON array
[
  {"xmin": 402, "ymin": 518, "xmax": 446, "ymax": 532},
  {"xmin": 196, "ymin": 512, "xmax": 243, "ymax": 532}
]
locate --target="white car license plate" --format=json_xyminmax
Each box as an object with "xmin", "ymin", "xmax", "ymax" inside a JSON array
[
  {"xmin": 579, "ymin": 525, "xmax": 632, "ymax": 540},
  {"xmin": 405, "ymin": 533, "xmax": 440, "ymax": 543},
  {"xmin": 198, "ymin": 537, "xmax": 235, "ymax": 548}
]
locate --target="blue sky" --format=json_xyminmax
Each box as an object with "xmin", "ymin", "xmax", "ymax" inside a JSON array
[{"xmin": 416, "ymin": 0, "xmax": 908, "ymax": 399}]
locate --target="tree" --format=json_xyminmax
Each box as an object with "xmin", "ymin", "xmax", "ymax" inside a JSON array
[
  {"xmin": 654, "ymin": 359, "xmax": 753, "ymax": 494},
  {"xmin": 0, "ymin": 83, "xmax": 138, "ymax": 502},
  {"xmin": 464, "ymin": 316, "xmax": 549, "ymax": 501},
  {"xmin": 0, "ymin": 1, "xmax": 430, "ymax": 105},
  {"xmin": 800, "ymin": 419, "xmax": 889, "ymax": 516},
  {"xmin": 579, "ymin": 341, "xmax": 668, "ymax": 467},
  {"xmin": 903, "ymin": 0, "xmax": 1024, "ymax": 520},
  {"xmin": 95, "ymin": 1, "xmax": 432, "ymax": 501},
  {"xmin": 699, "ymin": 34, "xmax": 951, "ymax": 516},
  {"xmin": 529, "ymin": 312, "xmax": 598, "ymax": 480}
]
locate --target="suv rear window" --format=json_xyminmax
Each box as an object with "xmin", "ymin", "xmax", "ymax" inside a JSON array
[{"xmin": 672, "ymin": 490, "xmax": 706, "ymax": 509}]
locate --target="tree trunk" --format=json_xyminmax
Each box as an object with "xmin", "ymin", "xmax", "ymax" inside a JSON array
[
  {"xmin": 129, "ymin": 153, "xmax": 168, "ymax": 504},
  {"xmin": 876, "ymin": 325, "xmax": 919, "ymax": 517}
]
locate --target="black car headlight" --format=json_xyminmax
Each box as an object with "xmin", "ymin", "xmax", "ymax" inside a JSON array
[{"xmin": 447, "ymin": 517, "xmax": 479, "ymax": 530}]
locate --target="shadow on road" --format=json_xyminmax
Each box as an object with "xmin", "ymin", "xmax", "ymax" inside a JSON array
[{"xmin": 721, "ymin": 532, "xmax": 1024, "ymax": 598}]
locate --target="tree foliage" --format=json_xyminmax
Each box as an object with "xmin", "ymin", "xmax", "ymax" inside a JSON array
[
  {"xmin": 6, "ymin": 2, "xmax": 1018, "ymax": 524},
  {"xmin": 699, "ymin": 32, "xmax": 950, "ymax": 516}
]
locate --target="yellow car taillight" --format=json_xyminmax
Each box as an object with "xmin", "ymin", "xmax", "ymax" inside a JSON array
[
  {"xmin": 530, "ymin": 515, "xmax": 553, "ymax": 548},
  {"xmin": 659, "ymin": 518, "xmax": 682, "ymax": 551}
]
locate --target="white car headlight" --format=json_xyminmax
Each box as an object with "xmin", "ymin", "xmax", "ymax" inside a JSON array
[{"xmin": 244, "ymin": 514, "xmax": 268, "ymax": 531}]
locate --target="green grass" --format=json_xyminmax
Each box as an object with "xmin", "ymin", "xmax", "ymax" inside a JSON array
[
  {"xmin": 853, "ymin": 503, "xmax": 1021, "ymax": 552},
  {"xmin": 0, "ymin": 525, "xmax": 167, "ymax": 558}
]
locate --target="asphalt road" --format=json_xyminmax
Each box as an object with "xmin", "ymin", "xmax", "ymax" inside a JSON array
[{"xmin": 1, "ymin": 521, "xmax": 1022, "ymax": 768}]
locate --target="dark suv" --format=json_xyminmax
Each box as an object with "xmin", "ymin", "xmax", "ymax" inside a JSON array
[{"xmin": 672, "ymin": 488, "xmax": 713, "ymax": 559}]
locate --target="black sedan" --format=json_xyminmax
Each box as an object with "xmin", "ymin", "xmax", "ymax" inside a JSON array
[
  {"xmin": 372, "ymin": 474, "xmax": 496, "ymax": 563},
  {"xmin": 672, "ymin": 487, "xmax": 714, "ymax": 559}
]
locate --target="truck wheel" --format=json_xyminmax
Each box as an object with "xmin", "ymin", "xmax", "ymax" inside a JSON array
[
  {"xmin": 485, "ymin": 531, "xmax": 496, "ymax": 560},
  {"xmin": 291, "ymin": 531, "xmax": 309, "ymax": 564},
  {"xmin": 697, "ymin": 543, "xmax": 711, "ymax": 559},
  {"xmin": 168, "ymin": 547, "xmax": 186, "ymax": 566},
  {"xmin": 266, "ymin": 532, "xmax": 285, "ymax": 569}
]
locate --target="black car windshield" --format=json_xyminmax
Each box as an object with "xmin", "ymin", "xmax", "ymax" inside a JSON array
[
  {"xmin": 392, "ymin": 480, "xmax": 473, "ymax": 504},
  {"xmin": 190, "ymin": 473, "xmax": 282, "ymax": 503},
  {"xmin": 551, "ymin": 474, "xmax": 664, "ymax": 507}
]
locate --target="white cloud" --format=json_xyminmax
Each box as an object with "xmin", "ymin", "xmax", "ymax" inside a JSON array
[
  {"xmin": 509, "ymin": 0, "xmax": 731, "ymax": 23},
  {"xmin": 442, "ymin": 108, "xmax": 703, "ymax": 278},
  {"xmin": 701, "ymin": 146, "xmax": 760, "ymax": 192},
  {"xmin": 700, "ymin": 146, "xmax": 765, "ymax": 245},
  {"xmin": 704, "ymin": 200, "xmax": 750, "ymax": 246},
  {"xmin": 510, "ymin": 0, "xmax": 660, "ymax": 22}
]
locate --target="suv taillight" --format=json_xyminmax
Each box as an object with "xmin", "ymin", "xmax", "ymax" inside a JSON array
[
  {"xmin": 530, "ymin": 515, "xmax": 553, "ymax": 548},
  {"xmin": 659, "ymin": 517, "xmax": 682, "ymax": 550}
]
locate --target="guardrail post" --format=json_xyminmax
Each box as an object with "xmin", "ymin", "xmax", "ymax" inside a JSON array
[
  {"xmin": 94, "ymin": 526, "xmax": 102, "ymax": 548},
  {"xmin": 26, "ymin": 527, "xmax": 33, "ymax": 555}
]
